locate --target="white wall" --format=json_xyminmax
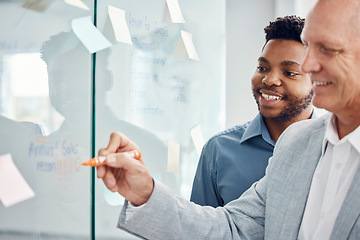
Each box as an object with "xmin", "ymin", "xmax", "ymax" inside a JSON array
[{"xmin": 226, "ymin": 0, "xmax": 275, "ymax": 128}]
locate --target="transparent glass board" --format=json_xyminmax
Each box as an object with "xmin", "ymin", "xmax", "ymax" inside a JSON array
[{"xmin": 0, "ymin": 0, "xmax": 225, "ymax": 239}]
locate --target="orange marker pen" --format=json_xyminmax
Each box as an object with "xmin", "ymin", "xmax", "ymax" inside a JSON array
[{"xmin": 81, "ymin": 150, "xmax": 142, "ymax": 167}]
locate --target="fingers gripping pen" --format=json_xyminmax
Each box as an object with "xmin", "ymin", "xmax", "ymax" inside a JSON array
[{"xmin": 81, "ymin": 150, "xmax": 142, "ymax": 167}]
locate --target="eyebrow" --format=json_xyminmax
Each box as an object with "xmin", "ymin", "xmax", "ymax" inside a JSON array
[
  {"xmin": 280, "ymin": 60, "xmax": 301, "ymax": 67},
  {"xmin": 258, "ymin": 57, "xmax": 300, "ymax": 67},
  {"xmin": 258, "ymin": 57, "xmax": 268, "ymax": 63}
]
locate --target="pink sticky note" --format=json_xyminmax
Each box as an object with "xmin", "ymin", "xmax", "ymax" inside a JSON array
[{"xmin": 0, "ymin": 154, "xmax": 35, "ymax": 207}]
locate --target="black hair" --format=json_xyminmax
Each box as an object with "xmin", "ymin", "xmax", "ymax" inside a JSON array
[{"xmin": 264, "ymin": 15, "xmax": 305, "ymax": 44}]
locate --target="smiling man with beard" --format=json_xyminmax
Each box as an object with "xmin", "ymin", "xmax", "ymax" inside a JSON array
[{"xmin": 190, "ymin": 15, "xmax": 316, "ymax": 207}]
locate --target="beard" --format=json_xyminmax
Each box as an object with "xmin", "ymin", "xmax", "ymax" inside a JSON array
[{"xmin": 253, "ymin": 87, "xmax": 314, "ymax": 123}]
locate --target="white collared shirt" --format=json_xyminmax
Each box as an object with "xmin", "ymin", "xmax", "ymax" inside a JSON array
[{"xmin": 298, "ymin": 114, "xmax": 360, "ymax": 240}]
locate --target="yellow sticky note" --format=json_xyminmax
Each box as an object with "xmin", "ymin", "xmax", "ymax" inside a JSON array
[
  {"xmin": 173, "ymin": 30, "xmax": 199, "ymax": 61},
  {"xmin": 64, "ymin": 0, "xmax": 89, "ymax": 10},
  {"xmin": 167, "ymin": 141, "xmax": 180, "ymax": 173},
  {"xmin": 190, "ymin": 124, "xmax": 205, "ymax": 156},
  {"xmin": 164, "ymin": 0, "xmax": 185, "ymax": 23},
  {"xmin": 108, "ymin": 6, "xmax": 132, "ymax": 44},
  {"xmin": 22, "ymin": 0, "xmax": 54, "ymax": 12}
]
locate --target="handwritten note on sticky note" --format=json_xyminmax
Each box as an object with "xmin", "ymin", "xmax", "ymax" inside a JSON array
[
  {"xmin": 71, "ymin": 16, "xmax": 112, "ymax": 53},
  {"xmin": 108, "ymin": 6, "xmax": 132, "ymax": 45},
  {"xmin": 0, "ymin": 154, "xmax": 35, "ymax": 207},
  {"xmin": 164, "ymin": 0, "xmax": 185, "ymax": 23},
  {"xmin": 64, "ymin": 0, "xmax": 89, "ymax": 10},
  {"xmin": 167, "ymin": 141, "xmax": 180, "ymax": 173},
  {"xmin": 190, "ymin": 124, "xmax": 205, "ymax": 156}
]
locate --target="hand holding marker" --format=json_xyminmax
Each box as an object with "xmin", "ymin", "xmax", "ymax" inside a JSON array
[{"xmin": 81, "ymin": 150, "xmax": 142, "ymax": 167}]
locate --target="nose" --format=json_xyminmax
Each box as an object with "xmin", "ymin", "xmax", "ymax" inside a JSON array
[
  {"xmin": 301, "ymin": 46, "xmax": 321, "ymax": 73},
  {"xmin": 262, "ymin": 70, "xmax": 281, "ymax": 86}
]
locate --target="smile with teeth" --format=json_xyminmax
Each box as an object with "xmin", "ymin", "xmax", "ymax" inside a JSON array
[
  {"xmin": 313, "ymin": 81, "xmax": 332, "ymax": 86},
  {"xmin": 261, "ymin": 93, "xmax": 281, "ymax": 101}
]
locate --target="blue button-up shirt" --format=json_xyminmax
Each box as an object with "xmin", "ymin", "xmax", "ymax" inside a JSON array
[{"xmin": 190, "ymin": 112, "xmax": 317, "ymax": 207}]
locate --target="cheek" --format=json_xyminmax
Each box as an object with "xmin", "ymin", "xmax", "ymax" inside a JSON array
[
  {"xmin": 326, "ymin": 54, "xmax": 355, "ymax": 84},
  {"xmin": 251, "ymin": 74, "xmax": 262, "ymax": 87},
  {"xmin": 285, "ymin": 81, "xmax": 312, "ymax": 98}
]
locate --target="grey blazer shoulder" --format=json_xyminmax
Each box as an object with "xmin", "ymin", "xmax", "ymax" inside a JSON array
[
  {"xmin": 117, "ymin": 113, "xmax": 360, "ymax": 239},
  {"xmin": 273, "ymin": 112, "xmax": 329, "ymax": 158},
  {"xmin": 258, "ymin": 113, "xmax": 329, "ymax": 238}
]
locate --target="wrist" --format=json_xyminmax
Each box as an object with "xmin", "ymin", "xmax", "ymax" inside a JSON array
[{"xmin": 133, "ymin": 178, "xmax": 154, "ymax": 206}]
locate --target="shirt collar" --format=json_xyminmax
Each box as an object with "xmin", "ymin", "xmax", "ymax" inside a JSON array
[
  {"xmin": 349, "ymin": 126, "xmax": 360, "ymax": 154},
  {"xmin": 310, "ymin": 109, "xmax": 318, "ymax": 119},
  {"xmin": 322, "ymin": 113, "xmax": 360, "ymax": 155},
  {"xmin": 323, "ymin": 114, "xmax": 339, "ymax": 146},
  {"xmin": 240, "ymin": 113, "xmax": 275, "ymax": 146},
  {"xmin": 240, "ymin": 110, "xmax": 318, "ymax": 146}
]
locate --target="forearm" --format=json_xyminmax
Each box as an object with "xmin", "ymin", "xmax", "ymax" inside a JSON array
[{"xmin": 118, "ymin": 180, "xmax": 237, "ymax": 240}]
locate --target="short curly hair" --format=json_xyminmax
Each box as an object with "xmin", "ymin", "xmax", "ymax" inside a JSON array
[{"xmin": 264, "ymin": 15, "xmax": 305, "ymax": 44}]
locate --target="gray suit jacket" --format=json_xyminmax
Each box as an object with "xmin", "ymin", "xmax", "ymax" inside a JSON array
[{"xmin": 117, "ymin": 113, "xmax": 360, "ymax": 239}]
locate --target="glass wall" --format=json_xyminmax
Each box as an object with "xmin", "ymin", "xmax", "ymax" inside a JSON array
[{"xmin": 0, "ymin": 0, "xmax": 225, "ymax": 239}]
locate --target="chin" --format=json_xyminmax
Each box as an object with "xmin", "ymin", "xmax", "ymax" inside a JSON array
[
  {"xmin": 260, "ymin": 111, "xmax": 281, "ymax": 119},
  {"xmin": 312, "ymin": 98, "xmax": 328, "ymax": 110}
]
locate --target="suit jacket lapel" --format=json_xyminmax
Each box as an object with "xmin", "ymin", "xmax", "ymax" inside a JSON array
[
  {"xmin": 279, "ymin": 125, "xmax": 326, "ymax": 239},
  {"xmin": 330, "ymin": 165, "xmax": 360, "ymax": 239}
]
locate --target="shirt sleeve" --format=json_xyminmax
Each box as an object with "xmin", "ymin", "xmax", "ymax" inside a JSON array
[
  {"xmin": 123, "ymin": 200, "xmax": 146, "ymax": 222},
  {"xmin": 190, "ymin": 142, "xmax": 223, "ymax": 207},
  {"xmin": 118, "ymin": 179, "xmax": 266, "ymax": 239}
]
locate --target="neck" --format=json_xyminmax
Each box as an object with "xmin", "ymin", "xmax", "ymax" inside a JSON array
[
  {"xmin": 335, "ymin": 113, "xmax": 360, "ymax": 139},
  {"xmin": 264, "ymin": 119, "xmax": 289, "ymax": 142},
  {"xmin": 264, "ymin": 108, "xmax": 313, "ymax": 142}
]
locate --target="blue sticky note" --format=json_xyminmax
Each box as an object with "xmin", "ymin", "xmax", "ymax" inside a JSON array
[{"xmin": 71, "ymin": 16, "xmax": 112, "ymax": 53}]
